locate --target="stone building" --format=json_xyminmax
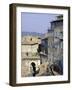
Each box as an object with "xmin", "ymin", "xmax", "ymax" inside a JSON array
[
  {"xmin": 21, "ymin": 36, "xmax": 41, "ymax": 77},
  {"xmin": 39, "ymin": 15, "xmax": 63, "ymax": 65},
  {"xmin": 51, "ymin": 16, "xmax": 63, "ymax": 63},
  {"xmin": 39, "ymin": 37, "xmax": 48, "ymax": 64},
  {"xmin": 39, "ymin": 31, "xmax": 54, "ymax": 64},
  {"xmin": 47, "ymin": 30, "xmax": 54, "ymax": 64}
]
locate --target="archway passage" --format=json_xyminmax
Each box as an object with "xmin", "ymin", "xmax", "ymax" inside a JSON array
[{"xmin": 31, "ymin": 62, "xmax": 36, "ymax": 76}]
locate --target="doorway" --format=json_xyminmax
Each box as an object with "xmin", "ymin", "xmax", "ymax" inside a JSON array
[{"xmin": 31, "ymin": 62, "xmax": 36, "ymax": 76}]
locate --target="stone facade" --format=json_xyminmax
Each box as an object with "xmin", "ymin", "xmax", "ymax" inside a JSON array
[
  {"xmin": 47, "ymin": 30, "xmax": 54, "ymax": 64},
  {"xmin": 21, "ymin": 58, "xmax": 40, "ymax": 77},
  {"xmin": 21, "ymin": 36, "xmax": 41, "ymax": 77},
  {"xmin": 51, "ymin": 19, "xmax": 63, "ymax": 62},
  {"xmin": 39, "ymin": 16, "xmax": 63, "ymax": 65}
]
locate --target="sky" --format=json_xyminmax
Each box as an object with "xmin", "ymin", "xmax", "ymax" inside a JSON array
[{"xmin": 21, "ymin": 12, "xmax": 60, "ymax": 34}]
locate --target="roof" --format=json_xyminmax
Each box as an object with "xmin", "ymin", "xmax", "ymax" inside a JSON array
[
  {"xmin": 21, "ymin": 40, "xmax": 39, "ymax": 45},
  {"xmin": 21, "ymin": 36, "xmax": 41, "ymax": 45},
  {"xmin": 22, "ymin": 43, "xmax": 38, "ymax": 45},
  {"xmin": 51, "ymin": 19, "xmax": 63, "ymax": 23},
  {"xmin": 48, "ymin": 30, "xmax": 53, "ymax": 32}
]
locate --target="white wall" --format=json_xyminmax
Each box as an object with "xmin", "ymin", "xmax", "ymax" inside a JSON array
[{"xmin": 0, "ymin": 0, "xmax": 72, "ymax": 90}]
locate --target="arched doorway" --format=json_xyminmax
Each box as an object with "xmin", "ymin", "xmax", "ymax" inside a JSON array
[{"xmin": 31, "ymin": 62, "xmax": 36, "ymax": 76}]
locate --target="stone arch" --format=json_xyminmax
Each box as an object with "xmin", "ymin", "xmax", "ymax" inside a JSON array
[
  {"xmin": 30, "ymin": 62, "xmax": 36, "ymax": 76},
  {"xmin": 31, "ymin": 62, "xmax": 36, "ymax": 67},
  {"xmin": 30, "ymin": 61, "xmax": 37, "ymax": 67}
]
